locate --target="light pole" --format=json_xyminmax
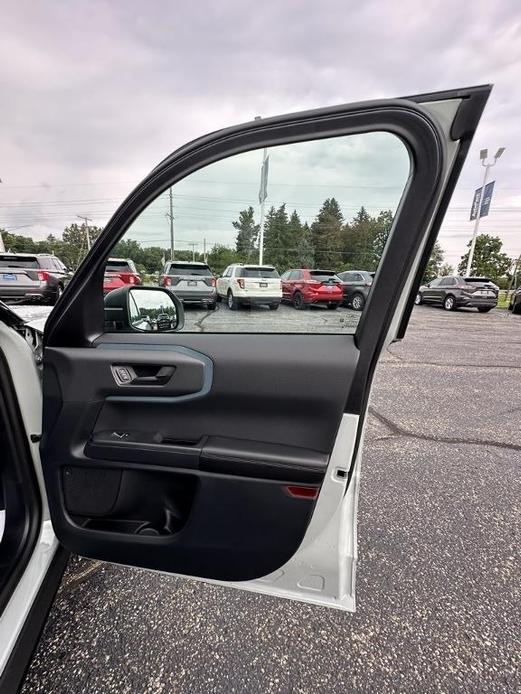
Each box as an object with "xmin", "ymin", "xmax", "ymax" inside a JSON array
[
  {"xmin": 255, "ymin": 116, "xmax": 268, "ymax": 265},
  {"xmin": 465, "ymin": 147, "xmax": 505, "ymax": 276},
  {"xmin": 76, "ymin": 215, "xmax": 92, "ymax": 250}
]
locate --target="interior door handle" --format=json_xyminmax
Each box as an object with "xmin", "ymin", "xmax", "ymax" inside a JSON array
[{"xmin": 112, "ymin": 365, "xmax": 175, "ymax": 386}]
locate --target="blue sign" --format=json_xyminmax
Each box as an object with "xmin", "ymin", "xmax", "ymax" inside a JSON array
[
  {"xmin": 470, "ymin": 187, "xmax": 481, "ymax": 220},
  {"xmin": 479, "ymin": 180, "xmax": 495, "ymax": 217}
]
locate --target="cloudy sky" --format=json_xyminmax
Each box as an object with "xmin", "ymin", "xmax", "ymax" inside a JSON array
[{"xmin": 1, "ymin": 0, "xmax": 520, "ymax": 268}]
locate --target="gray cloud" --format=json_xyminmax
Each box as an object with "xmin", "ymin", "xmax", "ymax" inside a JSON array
[{"xmin": 1, "ymin": 0, "xmax": 520, "ymax": 264}]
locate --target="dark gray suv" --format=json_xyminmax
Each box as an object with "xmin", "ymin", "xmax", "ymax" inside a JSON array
[
  {"xmin": 415, "ymin": 275, "xmax": 498, "ymax": 312},
  {"xmin": 0, "ymin": 253, "xmax": 71, "ymax": 305},
  {"xmin": 336, "ymin": 270, "xmax": 374, "ymax": 311}
]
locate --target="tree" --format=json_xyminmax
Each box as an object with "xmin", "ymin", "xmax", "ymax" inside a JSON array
[
  {"xmin": 263, "ymin": 204, "xmax": 290, "ymax": 270},
  {"xmin": 233, "ymin": 206, "xmax": 259, "ymax": 261},
  {"xmin": 311, "ymin": 198, "xmax": 344, "ymax": 268},
  {"xmin": 206, "ymin": 244, "xmax": 240, "ymax": 275},
  {"xmin": 296, "ymin": 221, "xmax": 314, "ymax": 268},
  {"xmin": 423, "ymin": 240, "xmax": 445, "ymax": 282},
  {"xmin": 62, "ymin": 223, "xmax": 104, "ymax": 269},
  {"xmin": 342, "ymin": 207, "xmax": 393, "ymax": 272},
  {"xmin": 458, "ymin": 234, "xmax": 511, "ymax": 281},
  {"xmin": 439, "ymin": 262, "xmax": 454, "ymax": 276}
]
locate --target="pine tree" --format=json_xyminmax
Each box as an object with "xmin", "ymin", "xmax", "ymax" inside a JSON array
[
  {"xmin": 311, "ymin": 198, "xmax": 344, "ymax": 269},
  {"xmin": 263, "ymin": 204, "xmax": 289, "ymax": 269},
  {"xmin": 232, "ymin": 206, "xmax": 259, "ymax": 261}
]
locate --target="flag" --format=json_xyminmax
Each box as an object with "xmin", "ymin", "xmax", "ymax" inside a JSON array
[
  {"xmin": 479, "ymin": 181, "xmax": 495, "ymax": 217},
  {"xmin": 258, "ymin": 155, "xmax": 269, "ymax": 204},
  {"xmin": 469, "ymin": 187, "xmax": 482, "ymax": 220}
]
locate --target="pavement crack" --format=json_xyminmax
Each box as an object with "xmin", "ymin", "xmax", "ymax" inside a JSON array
[{"xmin": 368, "ymin": 406, "xmax": 521, "ymax": 452}]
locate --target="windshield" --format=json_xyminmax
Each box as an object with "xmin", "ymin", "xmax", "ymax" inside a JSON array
[
  {"xmin": 168, "ymin": 265, "xmax": 212, "ymax": 276},
  {"xmin": 464, "ymin": 277, "xmax": 492, "ymax": 285},
  {"xmin": 240, "ymin": 267, "xmax": 280, "ymax": 278},
  {"xmin": 0, "ymin": 255, "xmax": 38, "ymax": 269}
]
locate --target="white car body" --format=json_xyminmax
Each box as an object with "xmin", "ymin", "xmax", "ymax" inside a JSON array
[{"xmin": 217, "ymin": 264, "xmax": 282, "ymax": 309}]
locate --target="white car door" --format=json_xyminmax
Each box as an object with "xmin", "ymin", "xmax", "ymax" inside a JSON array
[{"xmin": 39, "ymin": 85, "xmax": 490, "ymax": 612}]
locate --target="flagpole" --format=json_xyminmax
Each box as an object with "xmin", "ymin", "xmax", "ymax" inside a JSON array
[{"xmin": 258, "ymin": 146, "xmax": 267, "ymax": 265}]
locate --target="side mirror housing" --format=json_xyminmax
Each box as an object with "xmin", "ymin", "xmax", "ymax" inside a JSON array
[{"xmin": 104, "ymin": 286, "xmax": 184, "ymax": 333}]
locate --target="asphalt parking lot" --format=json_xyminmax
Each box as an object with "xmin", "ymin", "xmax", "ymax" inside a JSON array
[{"xmin": 16, "ymin": 304, "xmax": 521, "ymax": 693}]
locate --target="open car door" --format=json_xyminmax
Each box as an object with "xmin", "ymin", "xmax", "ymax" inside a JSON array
[{"xmin": 40, "ymin": 86, "xmax": 490, "ymax": 611}]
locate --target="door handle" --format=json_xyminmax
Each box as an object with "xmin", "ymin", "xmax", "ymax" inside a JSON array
[{"xmin": 111, "ymin": 365, "xmax": 175, "ymax": 386}]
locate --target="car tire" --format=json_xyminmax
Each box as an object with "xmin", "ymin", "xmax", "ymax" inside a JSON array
[
  {"xmin": 49, "ymin": 284, "xmax": 64, "ymax": 306},
  {"xmin": 327, "ymin": 303, "xmax": 338, "ymax": 310},
  {"xmin": 477, "ymin": 307, "xmax": 492, "ymax": 313},
  {"xmin": 269, "ymin": 303, "xmax": 280, "ymax": 310},
  {"xmin": 351, "ymin": 293, "xmax": 365, "ymax": 311},
  {"xmin": 443, "ymin": 295, "xmax": 456, "ymax": 311},
  {"xmin": 207, "ymin": 302, "xmax": 217, "ymax": 311},
  {"xmin": 293, "ymin": 291, "xmax": 306, "ymax": 310},
  {"xmin": 513, "ymin": 301, "xmax": 521, "ymax": 315},
  {"xmin": 227, "ymin": 291, "xmax": 239, "ymax": 311},
  {"xmin": 414, "ymin": 293, "xmax": 423, "ymax": 305},
  {"xmin": 216, "ymin": 294, "xmax": 222, "ymax": 302}
]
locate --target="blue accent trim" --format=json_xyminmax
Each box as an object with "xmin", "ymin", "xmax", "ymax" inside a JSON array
[{"xmin": 97, "ymin": 342, "xmax": 213, "ymax": 403}]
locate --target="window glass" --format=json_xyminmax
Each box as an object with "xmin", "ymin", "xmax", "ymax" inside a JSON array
[
  {"xmin": 0, "ymin": 255, "xmax": 39, "ymax": 268},
  {"xmin": 168, "ymin": 264, "xmax": 212, "ymax": 276},
  {"xmin": 106, "ymin": 260, "xmax": 132, "ymax": 272},
  {"xmin": 108, "ymin": 131, "xmax": 409, "ymax": 334}
]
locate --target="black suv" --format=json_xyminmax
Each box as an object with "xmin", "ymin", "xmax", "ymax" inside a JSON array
[
  {"xmin": 0, "ymin": 253, "xmax": 71, "ymax": 305},
  {"xmin": 415, "ymin": 275, "xmax": 498, "ymax": 312},
  {"xmin": 336, "ymin": 270, "xmax": 374, "ymax": 311}
]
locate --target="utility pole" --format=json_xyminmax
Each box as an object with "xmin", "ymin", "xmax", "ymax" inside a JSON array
[
  {"xmin": 203, "ymin": 237, "xmax": 207, "ymax": 263},
  {"xmin": 188, "ymin": 242, "xmax": 197, "ymax": 261},
  {"xmin": 465, "ymin": 147, "xmax": 505, "ymax": 276},
  {"xmin": 76, "ymin": 215, "xmax": 92, "ymax": 250},
  {"xmin": 255, "ymin": 116, "xmax": 268, "ymax": 265},
  {"xmin": 167, "ymin": 188, "xmax": 175, "ymax": 261}
]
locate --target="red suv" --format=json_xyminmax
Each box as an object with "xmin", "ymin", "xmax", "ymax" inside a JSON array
[
  {"xmin": 281, "ymin": 269, "xmax": 343, "ymax": 310},
  {"xmin": 103, "ymin": 258, "xmax": 141, "ymax": 294}
]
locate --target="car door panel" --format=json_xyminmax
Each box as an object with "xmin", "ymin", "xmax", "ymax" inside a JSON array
[
  {"xmin": 42, "ymin": 334, "xmax": 358, "ymax": 581},
  {"xmin": 41, "ymin": 85, "xmax": 491, "ymax": 609}
]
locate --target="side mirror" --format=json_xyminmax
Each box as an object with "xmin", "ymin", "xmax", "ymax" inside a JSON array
[{"xmin": 104, "ymin": 286, "xmax": 184, "ymax": 333}]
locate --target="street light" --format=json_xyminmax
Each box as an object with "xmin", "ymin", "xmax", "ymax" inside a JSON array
[{"xmin": 465, "ymin": 146, "xmax": 505, "ymax": 277}]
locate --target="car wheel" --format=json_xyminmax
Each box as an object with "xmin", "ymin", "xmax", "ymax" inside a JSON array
[
  {"xmin": 207, "ymin": 302, "xmax": 217, "ymax": 311},
  {"xmin": 269, "ymin": 303, "xmax": 279, "ymax": 310},
  {"xmin": 477, "ymin": 307, "xmax": 492, "ymax": 313},
  {"xmin": 414, "ymin": 293, "xmax": 423, "ymax": 305},
  {"xmin": 443, "ymin": 295, "xmax": 456, "ymax": 311},
  {"xmin": 216, "ymin": 294, "xmax": 222, "ymax": 302},
  {"xmin": 293, "ymin": 291, "xmax": 306, "ymax": 310},
  {"xmin": 351, "ymin": 293, "xmax": 365, "ymax": 311},
  {"xmin": 513, "ymin": 300, "xmax": 521, "ymax": 315},
  {"xmin": 327, "ymin": 303, "xmax": 338, "ymax": 310},
  {"xmin": 227, "ymin": 291, "xmax": 238, "ymax": 311}
]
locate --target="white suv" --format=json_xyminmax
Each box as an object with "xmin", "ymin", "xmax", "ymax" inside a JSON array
[{"xmin": 217, "ymin": 264, "xmax": 282, "ymax": 310}]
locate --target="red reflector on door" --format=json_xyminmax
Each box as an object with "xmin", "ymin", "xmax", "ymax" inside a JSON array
[{"xmin": 285, "ymin": 485, "xmax": 319, "ymax": 499}]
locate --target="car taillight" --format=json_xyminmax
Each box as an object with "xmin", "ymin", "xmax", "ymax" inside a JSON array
[
  {"xmin": 128, "ymin": 275, "xmax": 136, "ymax": 284},
  {"xmin": 211, "ymin": 277, "xmax": 216, "ymax": 287},
  {"xmin": 237, "ymin": 278, "xmax": 245, "ymax": 289},
  {"xmin": 37, "ymin": 271, "xmax": 49, "ymax": 282},
  {"xmin": 163, "ymin": 276, "xmax": 172, "ymax": 287}
]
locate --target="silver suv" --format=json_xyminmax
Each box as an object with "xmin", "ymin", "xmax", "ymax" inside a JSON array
[{"xmin": 159, "ymin": 261, "xmax": 217, "ymax": 310}]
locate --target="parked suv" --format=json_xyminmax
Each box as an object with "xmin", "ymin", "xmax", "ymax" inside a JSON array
[
  {"xmin": 336, "ymin": 270, "xmax": 374, "ymax": 311},
  {"xmin": 0, "ymin": 252, "xmax": 71, "ymax": 305},
  {"xmin": 415, "ymin": 275, "xmax": 498, "ymax": 312},
  {"xmin": 281, "ymin": 269, "xmax": 343, "ymax": 310},
  {"xmin": 159, "ymin": 261, "xmax": 217, "ymax": 309},
  {"xmin": 103, "ymin": 257, "xmax": 141, "ymax": 294},
  {"xmin": 217, "ymin": 264, "xmax": 282, "ymax": 310}
]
